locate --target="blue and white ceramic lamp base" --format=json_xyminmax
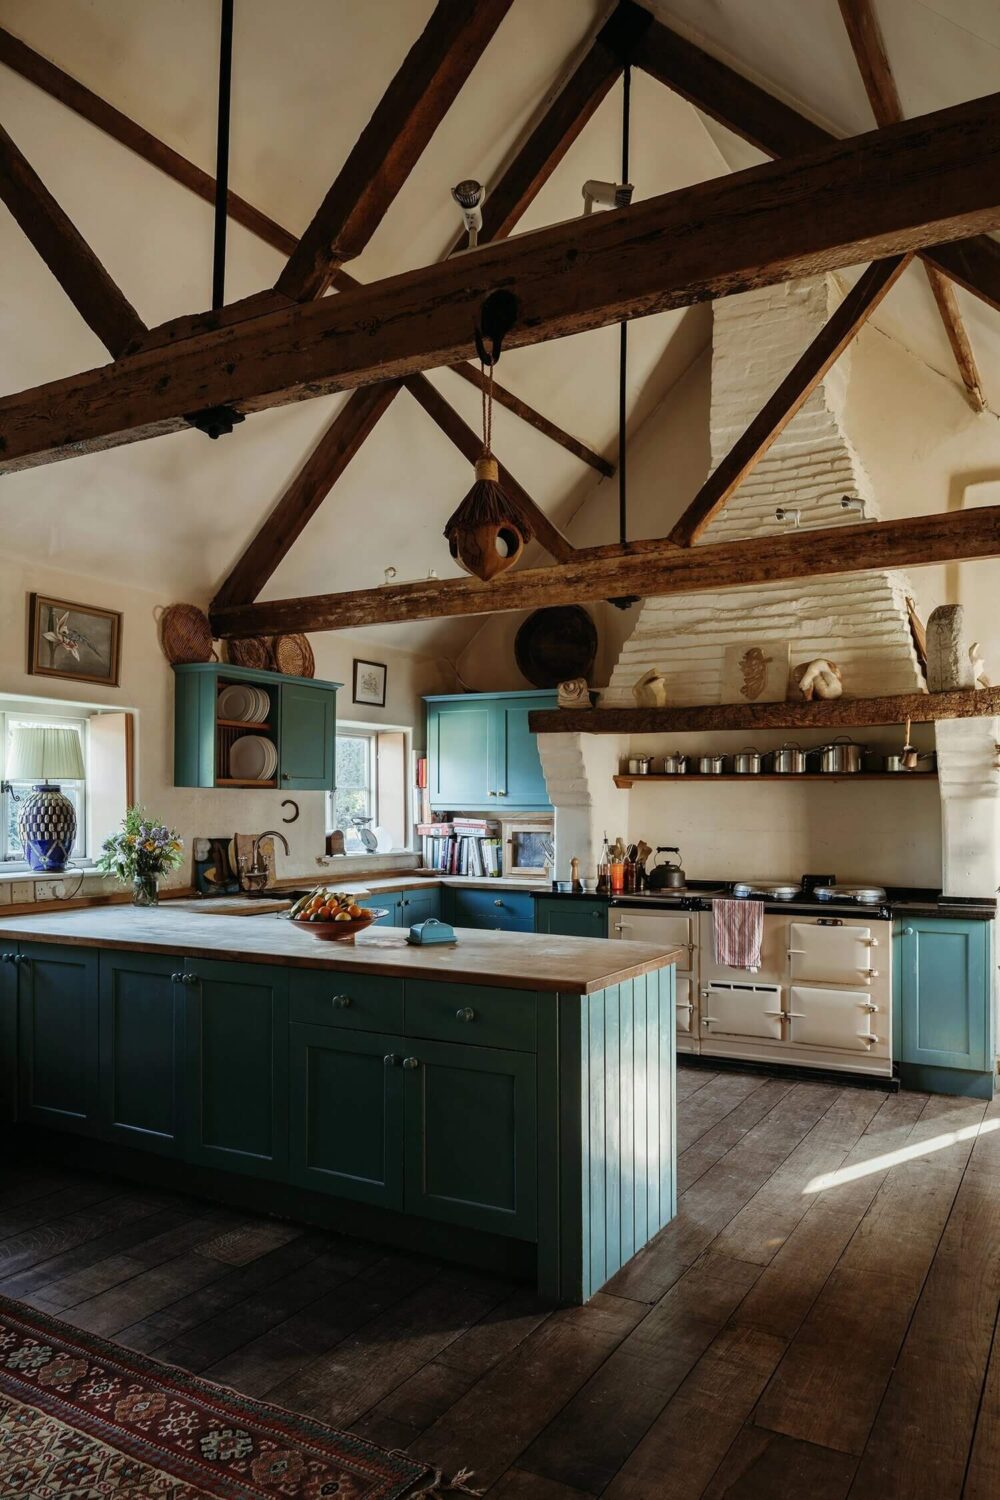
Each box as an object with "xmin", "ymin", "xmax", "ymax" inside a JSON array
[{"xmin": 17, "ymin": 783, "xmax": 77, "ymax": 873}]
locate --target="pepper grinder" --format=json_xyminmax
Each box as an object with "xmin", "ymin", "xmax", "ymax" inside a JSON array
[{"xmin": 570, "ymin": 856, "xmax": 582, "ymax": 893}]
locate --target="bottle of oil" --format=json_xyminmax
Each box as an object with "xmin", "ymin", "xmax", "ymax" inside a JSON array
[{"xmin": 596, "ymin": 831, "xmax": 611, "ymax": 894}]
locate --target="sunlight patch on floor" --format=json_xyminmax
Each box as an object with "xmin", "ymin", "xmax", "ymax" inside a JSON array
[{"xmin": 802, "ymin": 1117, "xmax": 1000, "ymax": 1194}]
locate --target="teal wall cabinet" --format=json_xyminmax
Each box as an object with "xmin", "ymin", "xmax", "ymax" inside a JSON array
[
  {"xmin": 289, "ymin": 1023, "xmax": 404, "ymax": 1209},
  {"xmin": 425, "ymin": 691, "xmax": 557, "ymax": 811},
  {"xmin": 896, "ymin": 917, "xmax": 994, "ymax": 1098},
  {"xmin": 403, "ymin": 1038, "xmax": 537, "ymax": 1238},
  {"xmin": 184, "ymin": 957, "xmax": 289, "ymax": 1177},
  {"xmin": 174, "ymin": 663, "xmax": 340, "ymax": 791},
  {"xmin": 16, "ymin": 943, "xmax": 100, "ymax": 1134},
  {"xmin": 99, "ymin": 952, "xmax": 185, "ymax": 1156},
  {"xmin": 535, "ymin": 898, "xmax": 608, "ymax": 941}
]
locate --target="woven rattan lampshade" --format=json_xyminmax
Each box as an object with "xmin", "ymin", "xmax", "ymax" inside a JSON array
[{"xmin": 8, "ymin": 726, "xmax": 85, "ymax": 782}]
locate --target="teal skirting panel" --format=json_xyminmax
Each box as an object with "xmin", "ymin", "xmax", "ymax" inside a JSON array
[
  {"xmin": 556, "ymin": 967, "xmax": 676, "ymax": 1304},
  {"xmin": 898, "ymin": 1062, "xmax": 996, "ymax": 1101}
]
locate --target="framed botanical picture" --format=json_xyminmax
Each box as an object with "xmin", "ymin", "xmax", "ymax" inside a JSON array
[
  {"xmin": 352, "ymin": 658, "xmax": 387, "ymax": 707},
  {"xmin": 28, "ymin": 594, "xmax": 123, "ymax": 687}
]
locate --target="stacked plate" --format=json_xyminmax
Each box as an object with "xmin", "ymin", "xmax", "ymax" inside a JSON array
[
  {"xmin": 229, "ymin": 735, "xmax": 278, "ymax": 781},
  {"xmin": 218, "ymin": 683, "xmax": 270, "ymax": 723}
]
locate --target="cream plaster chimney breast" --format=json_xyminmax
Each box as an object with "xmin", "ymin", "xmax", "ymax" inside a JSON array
[{"xmin": 603, "ymin": 277, "xmax": 925, "ymax": 707}]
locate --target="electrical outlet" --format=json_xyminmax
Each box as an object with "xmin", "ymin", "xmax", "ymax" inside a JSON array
[
  {"xmin": 11, "ymin": 881, "xmax": 34, "ymax": 903},
  {"xmin": 0, "ymin": 884, "xmax": 11, "ymax": 905},
  {"xmin": 34, "ymin": 879, "xmax": 67, "ymax": 902}
]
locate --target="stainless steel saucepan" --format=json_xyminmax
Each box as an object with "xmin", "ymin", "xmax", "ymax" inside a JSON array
[
  {"xmin": 662, "ymin": 751, "xmax": 688, "ymax": 775},
  {"xmin": 696, "ymin": 754, "xmax": 727, "ymax": 775},
  {"xmin": 820, "ymin": 736, "xmax": 866, "ymax": 774},
  {"xmin": 771, "ymin": 741, "xmax": 806, "ymax": 774},
  {"xmin": 733, "ymin": 746, "xmax": 762, "ymax": 774}
]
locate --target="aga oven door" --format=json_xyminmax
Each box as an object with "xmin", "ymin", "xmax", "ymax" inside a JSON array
[
  {"xmin": 701, "ymin": 981, "xmax": 784, "ymax": 1041},
  {"xmin": 787, "ymin": 920, "xmax": 880, "ymax": 986},
  {"xmin": 787, "ymin": 984, "xmax": 885, "ymax": 1057},
  {"xmin": 611, "ymin": 910, "xmax": 697, "ymax": 1044}
]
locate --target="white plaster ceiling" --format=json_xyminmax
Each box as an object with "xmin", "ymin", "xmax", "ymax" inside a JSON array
[{"xmin": 1, "ymin": 0, "xmax": 999, "ymax": 659}]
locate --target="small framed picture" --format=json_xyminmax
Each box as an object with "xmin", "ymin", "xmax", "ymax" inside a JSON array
[
  {"xmin": 28, "ymin": 594, "xmax": 122, "ymax": 687},
  {"xmin": 353, "ymin": 658, "xmax": 387, "ymax": 707}
]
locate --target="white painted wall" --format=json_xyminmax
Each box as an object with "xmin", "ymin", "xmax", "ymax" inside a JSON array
[{"xmin": 0, "ymin": 550, "xmax": 449, "ymax": 895}]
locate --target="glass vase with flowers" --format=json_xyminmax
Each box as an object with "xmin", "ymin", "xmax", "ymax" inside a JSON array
[{"xmin": 97, "ymin": 806, "xmax": 184, "ymax": 906}]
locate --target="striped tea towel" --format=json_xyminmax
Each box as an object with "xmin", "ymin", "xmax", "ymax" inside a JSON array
[{"xmin": 713, "ymin": 898, "xmax": 764, "ymax": 971}]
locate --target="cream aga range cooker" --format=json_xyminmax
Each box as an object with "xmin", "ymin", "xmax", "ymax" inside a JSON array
[{"xmin": 609, "ymin": 880, "xmax": 892, "ymax": 1079}]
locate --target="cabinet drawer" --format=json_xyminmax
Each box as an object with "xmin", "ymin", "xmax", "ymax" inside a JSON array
[
  {"xmin": 450, "ymin": 887, "xmax": 534, "ymax": 932},
  {"xmin": 290, "ymin": 970, "xmax": 404, "ymax": 1032},
  {"xmin": 405, "ymin": 980, "xmax": 537, "ymax": 1052}
]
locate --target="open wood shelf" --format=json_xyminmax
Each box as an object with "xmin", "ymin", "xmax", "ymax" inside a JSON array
[
  {"xmin": 216, "ymin": 777, "xmax": 277, "ymax": 788},
  {"xmin": 614, "ymin": 772, "xmax": 939, "ymax": 787},
  {"xmin": 216, "ymin": 718, "xmax": 272, "ymax": 731},
  {"xmin": 530, "ymin": 687, "xmax": 1000, "ymax": 736}
]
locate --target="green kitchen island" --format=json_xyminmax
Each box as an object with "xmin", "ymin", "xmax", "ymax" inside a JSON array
[{"xmin": 0, "ymin": 908, "xmax": 682, "ymax": 1304}]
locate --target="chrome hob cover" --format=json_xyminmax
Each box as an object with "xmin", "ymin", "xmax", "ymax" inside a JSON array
[{"xmin": 813, "ymin": 884, "xmax": 887, "ymax": 904}]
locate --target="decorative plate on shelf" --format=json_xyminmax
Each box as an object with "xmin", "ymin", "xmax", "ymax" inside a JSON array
[{"xmin": 229, "ymin": 734, "xmax": 277, "ymax": 780}]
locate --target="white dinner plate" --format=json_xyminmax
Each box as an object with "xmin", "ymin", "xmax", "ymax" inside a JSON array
[
  {"xmin": 230, "ymin": 734, "xmax": 272, "ymax": 780},
  {"xmin": 218, "ymin": 684, "xmax": 256, "ymax": 722}
]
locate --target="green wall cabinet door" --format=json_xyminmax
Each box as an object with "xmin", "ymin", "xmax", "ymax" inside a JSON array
[
  {"xmin": 184, "ymin": 957, "xmax": 289, "ymax": 1177},
  {"xmin": 897, "ymin": 919, "xmax": 993, "ymax": 1091},
  {"xmin": 426, "ymin": 697, "xmax": 495, "ymax": 809},
  {"xmin": 280, "ymin": 680, "xmax": 337, "ymax": 791},
  {"xmin": 289, "ymin": 1023, "xmax": 404, "ymax": 1208},
  {"xmin": 17, "ymin": 943, "xmax": 99, "ymax": 1134},
  {"xmin": 425, "ymin": 691, "xmax": 556, "ymax": 812},
  {"xmin": 99, "ymin": 952, "xmax": 185, "ymax": 1155},
  {"xmin": 0, "ymin": 950, "xmax": 17, "ymax": 1126},
  {"xmin": 403, "ymin": 1038, "xmax": 537, "ymax": 1239},
  {"xmin": 534, "ymin": 898, "xmax": 608, "ymax": 940}
]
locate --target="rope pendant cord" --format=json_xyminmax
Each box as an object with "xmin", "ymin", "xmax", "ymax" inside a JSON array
[
  {"xmin": 619, "ymin": 64, "xmax": 631, "ymax": 547},
  {"xmin": 475, "ymin": 358, "xmax": 498, "ymax": 484}
]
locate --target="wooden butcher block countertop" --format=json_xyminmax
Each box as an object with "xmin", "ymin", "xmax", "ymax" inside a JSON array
[{"xmin": 0, "ymin": 908, "xmax": 683, "ymax": 995}]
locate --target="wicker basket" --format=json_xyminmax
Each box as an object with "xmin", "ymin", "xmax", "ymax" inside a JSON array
[
  {"xmin": 273, "ymin": 633, "xmax": 315, "ymax": 677},
  {"xmin": 158, "ymin": 603, "xmax": 216, "ymax": 664},
  {"xmin": 228, "ymin": 636, "xmax": 273, "ymax": 671}
]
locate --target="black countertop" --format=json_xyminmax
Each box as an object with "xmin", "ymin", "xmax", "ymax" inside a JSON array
[{"xmin": 534, "ymin": 883, "xmax": 997, "ymax": 922}]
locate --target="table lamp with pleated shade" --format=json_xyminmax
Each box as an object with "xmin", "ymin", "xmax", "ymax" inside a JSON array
[{"xmin": 8, "ymin": 727, "xmax": 85, "ymax": 872}]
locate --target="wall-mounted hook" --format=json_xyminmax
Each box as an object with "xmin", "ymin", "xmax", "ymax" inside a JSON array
[
  {"xmin": 474, "ymin": 290, "xmax": 519, "ymax": 367},
  {"xmin": 280, "ymin": 799, "xmax": 299, "ymax": 824}
]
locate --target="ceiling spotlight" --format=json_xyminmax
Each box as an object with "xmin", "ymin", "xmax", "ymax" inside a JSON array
[
  {"xmin": 582, "ymin": 179, "xmax": 634, "ymax": 215},
  {"xmin": 775, "ymin": 507, "xmax": 802, "ymax": 528},
  {"xmin": 841, "ymin": 494, "xmax": 872, "ymax": 520},
  {"xmin": 452, "ymin": 180, "xmax": 484, "ymax": 248}
]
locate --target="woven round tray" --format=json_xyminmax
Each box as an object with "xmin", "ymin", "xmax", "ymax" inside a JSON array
[
  {"xmin": 158, "ymin": 603, "xmax": 216, "ymax": 664},
  {"xmin": 228, "ymin": 636, "xmax": 273, "ymax": 671},
  {"xmin": 273, "ymin": 633, "xmax": 315, "ymax": 677}
]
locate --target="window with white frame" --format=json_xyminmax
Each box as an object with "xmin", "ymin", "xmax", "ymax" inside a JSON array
[
  {"xmin": 1, "ymin": 711, "xmax": 88, "ymax": 865},
  {"xmin": 328, "ymin": 726, "xmax": 411, "ymax": 853}
]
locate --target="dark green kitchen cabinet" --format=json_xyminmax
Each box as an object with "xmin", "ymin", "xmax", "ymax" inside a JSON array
[
  {"xmin": 371, "ymin": 888, "xmax": 441, "ymax": 929},
  {"xmin": 0, "ymin": 949, "xmax": 17, "ymax": 1126},
  {"xmin": 424, "ymin": 691, "xmax": 557, "ymax": 811},
  {"xmin": 289, "ymin": 1023, "xmax": 404, "ymax": 1208},
  {"xmin": 895, "ymin": 917, "xmax": 994, "ymax": 1097},
  {"xmin": 534, "ymin": 898, "xmax": 609, "ymax": 940},
  {"xmin": 183, "ymin": 957, "xmax": 289, "ymax": 1177},
  {"xmin": 447, "ymin": 886, "xmax": 534, "ymax": 932},
  {"xmin": 99, "ymin": 952, "xmax": 185, "ymax": 1155},
  {"xmin": 403, "ymin": 1038, "xmax": 537, "ymax": 1238},
  {"xmin": 173, "ymin": 663, "xmax": 339, "ymax": 790},
  {"xmin": 16, "ymin": 943, "xmax": 99, "ymax": 1135}
]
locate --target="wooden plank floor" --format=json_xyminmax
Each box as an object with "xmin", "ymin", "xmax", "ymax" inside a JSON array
[{"xmin": 3, "ymin": 1067, "xmax": 999, "ymax": 1497}]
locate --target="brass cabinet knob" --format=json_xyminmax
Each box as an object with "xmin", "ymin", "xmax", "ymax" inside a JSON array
[
  {"xmin": 383, "ymin": 1053, "xmax": 401, "ymax": 1067},
  {"xmin": 456, "ymin": 1006, "xmax": 475, "ymax": 1022},
  {"xmin": 402, "ymin": 1056, "xmax": 419, "ymax": 1070},
  {"xmin": 332, "ymin": 995, "xmax": 351, "ymax": 1008}
]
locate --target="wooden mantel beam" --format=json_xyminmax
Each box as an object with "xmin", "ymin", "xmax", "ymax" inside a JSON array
[
  {"xmin": 669, "ymin": 253, "xmax": 911, "ymax": 546},
  {"xmin": 0, "ymin": 120, "xmax": 145, "ymax": 356},
  {"xmin": 837, "ymin": 0, "xmax": 986, "ymax": 411},
  {"xmin": 5, "ymin": 90, "xmax": 1000, "ymax": 477},
  {"xmin": 209, "ymin": 504, "xmax": 1000, "ymax": 637},
  {"xmin": 632, "ymin": 4, "xmax": 1000, "ymax": 317},
  {"xmin": 275, "ymin": 0, "xmax": 514, "ymax": 301}
]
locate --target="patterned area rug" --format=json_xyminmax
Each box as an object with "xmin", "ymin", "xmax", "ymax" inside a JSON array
[{"xmin": 0, "ymin": 1293, "xmax": 452, "ymax": 1498}]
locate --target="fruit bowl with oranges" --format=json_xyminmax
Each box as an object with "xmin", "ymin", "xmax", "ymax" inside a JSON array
[{"xmin": 286, "ymin": 888, "xmax": 388, "ymax": 941}]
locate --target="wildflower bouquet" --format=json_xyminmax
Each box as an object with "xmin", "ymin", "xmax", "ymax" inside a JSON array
[{"xmin": 98, "ymin": 806, "xmax": 184, "ymax": 905}]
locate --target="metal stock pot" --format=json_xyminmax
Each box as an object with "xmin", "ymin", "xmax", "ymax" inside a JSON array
[
  {"xmin": 662, "ymin": 752, "xmax": 688, "ymax": 774},
  {"xmin": 820, "ymin": 736, "xmax": 866, "ymax": 774},
  {"xmin": 772, "ymin": 741, "xmax": 806, "ymax": 774},
  {"xmin": 733, "ymin": 747, "xmax": 762, "ymax": 774},
  {"xmin": 697, "ymin": 754, "xmax": 726, "ymax": 775}
]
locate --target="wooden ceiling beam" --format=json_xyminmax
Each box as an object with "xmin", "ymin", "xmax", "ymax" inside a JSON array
[
  {"xmin": 837, "ymin": 0, "xmax": 985, "ymax": 411},
  {"xmin": 209, "ymin": 503, "xmax": 1000, "ymax": 636},
  {"xmin": 631, "ymin": 4, "xmax": 1000, "ymax": 317},
  {"xmin": 4, "ymin": 90, "xmax": 1000, "ymax": 477},
  {"xmin": 275, "ymin": 0, "xmax": 513, "ymax": 302},
  {"xmin": 669, "ymin": 253, "xmax": 912, "ymax": 546},
  {"xmin": 0, "ymin": 120, "xmax": 145, "ymax": 356},
  {"xmin": 403, "ymin": 373, "xmax": 575, "ymax": 562}
]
